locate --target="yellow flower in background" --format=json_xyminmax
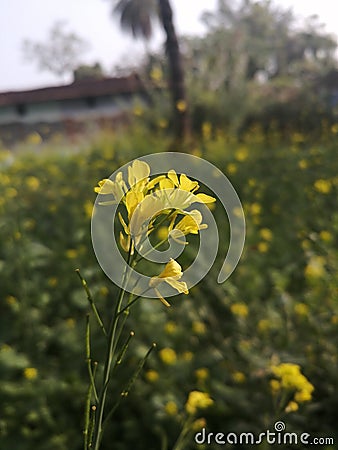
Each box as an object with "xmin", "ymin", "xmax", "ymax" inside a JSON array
[
  {"xmin": 258, "ymin": 319, "xmax": 270, "ymax": 333},
  {"xmin": 145, "ymin": 370, "xmax": 159, "ymax": 383},
  {"xmin": 226, "ymin": 163, "xmax": 237, "ymax": 175},
  {"xmin": 195, "ymin": 368, "xmax": 209, "ymax": 381},
  {"xmin": 235, "ymin": 146, "xmax": 249, "ymax": 162},
  {"xmin": 304, "ymin": 256, "xmax": 326, "ymax": 279},
  {"xmin": 150, "ymin": 66, "xmax": 163, "ymax": 82},
  {"xmin": 149, "ymin": 259, "xmax": 188, "ymax": 307},
  {"xmin": 84, "ymin": 200, "xmax": 93, "ymax": 219},
  {"xmin": 165, "ymin": 401, "xmax": 178, "ymax": 416},
  {"xmin": 185, "ymin": 391, "xmax": 213, "ymax": 415},
  {"xmin": 298, "ymin": 159, "xmax": 308, "ymax": 170},
  {"xmin": 314, "ymin": 179, "xmax": 331, "ymax": 194},
  {"xmin": 176, "ymin": 99, "xmax": 187, "ymax": 112},
  {"xmin": 232, "ymin": 371, "xmax": 246, "ymax": 384},
  {"xmin": 65, "ymin": 249, "xmax": 78, "ymax": 259},
  {"xmin": 192, "ymin": 321, "xmax": 206, "ymax": 335},
  {"xmin": 285, "ymin": 401, "xmax": 299, "ymax": 413},
  {"xmin": 270, "ymin": 379, "xmax": 281, "ymax": 393},
  {"xmin": 202, "ymin": 121, "xmax": 212, "ymax": 140},
  {"xmin": 230, "ymin": 302, "xmax": 249, "ymax": 318},
  {"xmin": 250, "ymin": 202, "xmax": 261, "ymax": 215},
  {"xmin": 165, "ymin": 321, "xmax": 178, "ymax": 334},
  {"xmin": 294, "ymin": 303, "xmax": 309, "ymax": 316},
  {"xmin": 259, "ymin": 228, "xmax": 273, "ymax": 241},
  {"xmin": 319, "ymin": 230, "xmax": 332, "ymax": 242},
  {"xmin": 159, "ymin": 348, "xmax": 177, "ymax": 365},
  {"xmin": 257, "ymin": 242, "xmax": 269, "ymax": 253},
  {"xmin": 271, "ymin": 363, "xmax": 314, "ymax": 403},
  {"xmin": 182, "ymin": 351, "xmax": 193, "ymax": 362},
  {"xmin": 25, "ymin": 176, "xmax": 40, "ymax": 191},
  {"xmin": 24, "ymin": 367, "xmax": 38, "ymax": 380}
]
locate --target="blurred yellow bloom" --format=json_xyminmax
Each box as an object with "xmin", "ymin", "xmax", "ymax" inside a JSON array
[
  {"xmin": 176, "ymin": 99, "xmax": 187, "ymax": 112},
  {"xmin": 185, "ymin": 391, "xmax": 213, "ymax": 415},
  {"xmin": 99, "ymin": 286, "xmax": 109, "ymax": 297},
  {"xmin": 157, "ymin": 226, "xmax": 169, "ymax": 241},
  {"xmin": 304, "ymin": 256, "xmax": 326, "ymax": 279},
  {"xmin": 165, "ymin": 401, "xmax": 178, "ymax": 416},
  {"xmin": 226, "ymin": 163, "xmax": 237, "ymax": 175},
  {"xmin": 145, "ymin": 370, "xmax": 159, "ymax": 383},
  {"xmin": 165, "ymin": 321, "xmax": 177, "ymax": 334},
  {"xmin": 257, "ymin": 242, "xmax": 269, "ymax": 253},
  {"xmin": 66, "ymin": 249, "xmax": 78, "ymax": 259},
  {"xmin": 25, "ymin": 176, "xmax": 40, "ymax": 191},
  {"xmin": 294, "ymin": 303, "xmax": 309, "ymax": 316},
  {"xmin": 182, "ymin": 351, "xmax": 193, "ymax": 362},
  {"xmin": 232, "ymin": 371, "xmax": 246, "ymax": 384},
  {"xmin": 159, "ymin": 348, "xmax": 177, "ymax": 365},
  {"xmin": 298, "ymin": 159, "xmax": 308, "ymax": 170},
  {"xmin": 270, "ymin": 379, "xmax": 281, "ymax": 393},
  {"xmin": 66, "ymin": 318, "xmax": 76, "ymax": 328},
  {"xmin": 259, "ymin": 228, "xmax": 273, "ymax": 241},
  {"xmin": 271, "ymin": 363, "xmax": 314, "ymax": 403},
  {"xmin": 84, "ymin": 200, "xmax": 93, "ymax": 219},
  {"xmin": 150, "ymin": 66, "xmax": 163, "ymax": 82},
  {"xmin": 192, "ymin": 321, "xmax": 206, "ymax": 335},
  {"xmin": 47, "ymin": 277, "xmax": 58, "ymax": 287},
  {"xmin": 6, "ymin": 295, "xmax": 17, "ymax": 305},
  {"xmin": 319, "ymin": 230, "xmax": 332, "ymax": 242},
  {"xmin": 133, "ymin": 105, "xmax": 143, "ymax": 116},
  {"xmin": 258, "ymin": 319, "xmax": 270, "ymax": 333},
  {"xmin": 158, "ymin": 118, "xmax": 168, "ymax": 129},
  {"xmin": 24, "ymin": 367, "xmax": 38, "ymax": 380},
  {"xmin": 192, "ymin": 418, "xmax": 207, "ymax": 431},
  {"xmin": 149, "ymin": 259, "xmax": 188, "ymax": 307},
  {"xmin": 202, "ymin": 121, "xmax": 212, "ymax": 140},
  {"xmin": 314, "ymin": 179, "xmax": 331, "ymax": 194},
  {"xmin": 235, "ymin": 146, "xmax": 249, "ymax": 162},
  {"xmin": 285, "ymin": 401, "xmax": 299, "ymax": 413},
  {"xmin": 250, "ymin": 203, "xmax": 261, "ymax": 215},
  {"xmin": 195, "ymin": 368, "xmax": 209, "ymax": 381},
  {"xmin": 230, "ymin": 302, "xmax": 248, "ymax": 317}
]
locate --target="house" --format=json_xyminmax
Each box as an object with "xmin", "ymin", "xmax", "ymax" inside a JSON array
[{"xmin": 0, "ymin": 73, "xmax": 146, "ymax": 146}]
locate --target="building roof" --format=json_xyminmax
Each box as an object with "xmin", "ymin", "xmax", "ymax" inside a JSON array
[{"xmin": 0, "ymin": 74, "xmax": 145, "ymax": 107}]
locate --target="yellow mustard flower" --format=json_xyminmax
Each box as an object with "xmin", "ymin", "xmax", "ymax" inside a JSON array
[
  {"xmin": 257, "ymin": 242, "xmax": 269, "ymax": 253},
  {"xmin": 145, "ymin": 370, "xmax": 159, "ymax": 383},
  {"xmin": 304, "ymin": 256, "xmax": 326, "ymax": 279},
  {"xmin": 176, "ymin": 99, "xmax": 187, "ymax": 112},
  {"xmin": 169, "ymin": 210, "xmax": 208, "ymax": 243},
  {"xmin": 149, "ymin": 259, "xmax": 188, "ymax": 307},
  {"xmin": 298, "ymin": 159, "xmax": 308, "ymax": 170},
  {"xmin": 319, "ymin": 230, "xmax": 332, "ymax": 242},
  {"xmin": 270, "ymin": 379, "xmax": 281, "ymax": 393},
  {"xmin": 24, "ymin": 367, "xmax": 38, "ymax": 380},
  {"xmin": 294, "ymin": 303, "xmax": 309, "ymax": 316},
  {"xmin": 250, "ymin": 202, "xmax": 261, "ymax": 215},
  {"xmin": 202, "ymin": 122, "xmax": 212, "ymax": 140},
  {"xmin": 314, "ymin": 179, "xmax": 331, "ymax": 194},
  {"xmin": 165, "ymin": 321, "xmax": 178, "ymax": 334},
  {"xmin": 165, "ymin": 401, "xmax": 178, "ymax": 416},
  {"xmin": 226, "ymin": 163, "xmax": 237, "ymax": 175},
  {"xmin": 232, "ymin": 371, "xmax": 246, "ymax": 384},
  {"xmin": 230, "ymin": 302, "xmax": 249, "ymax": 318},
  {"xmin": 159, "ymin": 348, "xmax": 177, "ymax": 365},
  {"xmin": 182, "ymin": 351, "xmax": 194, "ymax": 362},
  {"xmin": 185, "ymin": 391, "xmax": 213, "ymax": 415},
  {"xmin": 25, "ymin": 176, "xmax": 40, "ymax": 191},
  {"xmin": 195, "ymin": 368, "xmax": 209, "ymax": 381},
  {"xmin": 285, "ymin": 401, "xmax": 299, "ymax": 413},
  {"xmin": 66, "ymin": 249, "xmax": 78, "ymax": 259},
  {"xmin": 258, "ymin": 319, "xmax": 270, "ymax": 333},
  {"xmin": 235, "ymin": 146, "xmax": 249, "ymax": 162},
  {"xmin": 259, "ymin": 228, "xmax": 273, "ymax": 241},
  {"xmin": 192, "ymin": 321, "xmax": 206, "ymax": 335}
]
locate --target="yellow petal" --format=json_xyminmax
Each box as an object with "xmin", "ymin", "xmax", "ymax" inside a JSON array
[
  {"xmin": 167, "ymin": 169, "xmax": 179, "ymax": 187},
  {"xmin": 146, "ymin": 175, "xmax": 166, "ymax": 190},
  {"xmin": 158, "ymin": 259, "xmax": 183, "ymax": 278},
  {"xmin": 165, "ymin": 278, "xmax": 189, "ymax": 294},
  {"xmin": 128, "ymin": 160, "xmax": 150, "ymax": 187},
  {"xmin": 154, "ymin": 288, "xmax": 171, "ymax": 307},
  {"xmin": 179, "ymin": 174, "xmax": 199, "ymax": 192},
  {"xmin": 195, "ymin": 193, "xmax": 216, "ymax": 204}
]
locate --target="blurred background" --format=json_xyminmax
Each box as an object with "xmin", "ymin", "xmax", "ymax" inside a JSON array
[{"xmin": 0, "ymin": 0, "xmax": 337, "ymax": 449}]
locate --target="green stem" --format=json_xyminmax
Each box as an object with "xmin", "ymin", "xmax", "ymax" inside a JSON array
[{"xmin": 91, "ymin": 244, "xmax": 133, "ymax": 450}]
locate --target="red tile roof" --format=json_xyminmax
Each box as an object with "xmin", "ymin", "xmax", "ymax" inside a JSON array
[{"xmin": 0, "ymin": 74, "xmax": 145, "ymax": 107}]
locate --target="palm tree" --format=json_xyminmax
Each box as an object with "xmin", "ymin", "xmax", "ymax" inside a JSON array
[{"xmin": 113, "ymin": 0, "xmax": 190, "ymax": 143}]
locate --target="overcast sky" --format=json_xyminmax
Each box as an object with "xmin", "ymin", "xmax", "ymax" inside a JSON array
[{"xmin": 0, "ymin": 0, "xmax": 337, "ymax": 92}]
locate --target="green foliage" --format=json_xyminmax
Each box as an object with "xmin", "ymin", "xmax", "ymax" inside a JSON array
[{"xmin": 1, "ymin": 125, "xmax": 338, "ymax": 449}]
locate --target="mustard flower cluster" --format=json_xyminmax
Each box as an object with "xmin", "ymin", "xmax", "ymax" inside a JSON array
[
  {"xmin": 95, "ymin": 160, "xmax": 215, "ymax": 306},
  {"xmin": 270, "ymin": 363, "xmax": 314, "ymax": 412}
]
